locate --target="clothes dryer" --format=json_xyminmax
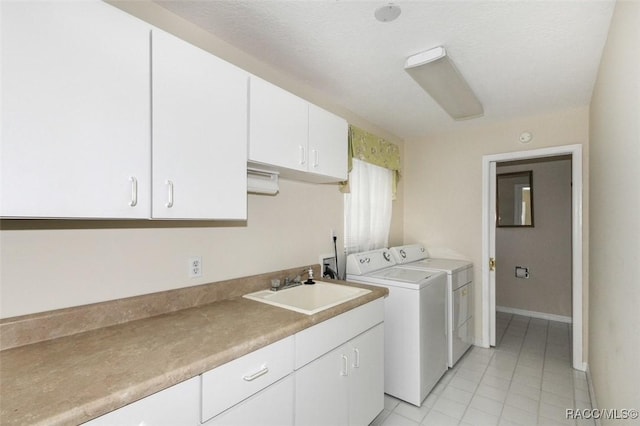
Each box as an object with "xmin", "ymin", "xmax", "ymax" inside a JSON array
[
  {"xmin": 346, "ymin": 249, "xmax": 447, "ymax": 406},
  {"xmin": 390, "ymin": 244, "xmax": 474, "ymax": 367}
]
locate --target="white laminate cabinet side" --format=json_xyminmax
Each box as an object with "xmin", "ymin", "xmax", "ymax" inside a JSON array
[
  {"xmin": 151, "ymin": 28, "xmax": 248, "ymax": 220},
  {"xmin": 201, "ymin": 336, "xmax": 294, "ymax": 423},
  {"xmin": 83, "ymin": 377, "xmax": 200, "ymax": 425},
  {"xmin": 1, "ymin": 1, "xmax": 151, "ymax": 218}
]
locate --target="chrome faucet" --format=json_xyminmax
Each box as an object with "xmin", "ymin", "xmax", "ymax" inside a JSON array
[
  {"xmin": 270, "ymin": 268, "xmax": 316, "ymax": 291},
  {"xmin": 271, "ymin": 275, "xmax": 302, "ymax": 291}
]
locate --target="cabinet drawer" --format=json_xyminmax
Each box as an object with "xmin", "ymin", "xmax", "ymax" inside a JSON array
[
  {"xmin": 201, "ymin": 336, "xmax": 294, "ymax": 422},
  {"xmin": 85, "ymin": 377, "xmax": 199, "ymax": 426},
  {"xmin": 295, "ymin": 298, "xmax": 384, "ymax": 369},
  {"xmin": 204, "ymin": 375, "xmax": 294, "ymax": 426}
]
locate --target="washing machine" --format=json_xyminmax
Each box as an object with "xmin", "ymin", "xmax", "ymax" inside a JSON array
[
  {"xmin": 346, "ymin": 248, "xmax": 447, "ymax": 406},
  {"xmin": 390, "ymin": 244, "xmax": 474, "ymax": 368}
]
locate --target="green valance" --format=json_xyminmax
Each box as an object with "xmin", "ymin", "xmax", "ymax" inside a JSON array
[
  {"xmin": 341, "ymin": 125, "xmax": 401, "ymax": 198},
  {"xmin": 348, "ymin": 125, "xmax": 401, "ymax": 173}
]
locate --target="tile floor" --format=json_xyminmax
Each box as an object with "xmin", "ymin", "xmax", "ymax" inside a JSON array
[{"xmin": 371, "ymin": 312, "xmax": 594, "ymax": 426}]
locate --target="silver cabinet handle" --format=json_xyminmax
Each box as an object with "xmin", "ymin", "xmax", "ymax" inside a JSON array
[
  {"xmin": 165, "ymin": 180, "xmax": 174, "ymax": 208},
  {"xmin": 243, "ymin": 365, "xmax": 269, "ymax": 381},
  {"xmin": 129, "ymin": 176, "xmax": 138, "ymax": 207},
  {"xmin": 299, "ymin": 145, "xmax": 306, "ymax": 165},
  {"xmin": 340, "ymin": 354, "xmax": 349, "ymax": 376},
  {"xmin": 312, "ymin": 149, "xmax": 319, "ymax": 168},
  {"xmin": 353, "ymin": 348, "xmax": 360, "ymax": 368}
]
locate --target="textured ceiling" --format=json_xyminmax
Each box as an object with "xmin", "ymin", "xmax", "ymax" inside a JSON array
[{"xmin": 154, "ymin": 0, "xmax": 615, "ymax": 140}]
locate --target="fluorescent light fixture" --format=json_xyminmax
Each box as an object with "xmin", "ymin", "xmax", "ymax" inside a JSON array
[{"xmin": 404, "ymin": 46, "xmax": 483, "ymax": 120}]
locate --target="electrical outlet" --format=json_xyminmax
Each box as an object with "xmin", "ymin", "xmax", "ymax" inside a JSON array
[
  {"xmin": 188, "ymin": 256, "xmax": 202, "ymax": 278},
  {"xmin": 330, "ymin": 229, "xmax": 336, "ymax": 238}
]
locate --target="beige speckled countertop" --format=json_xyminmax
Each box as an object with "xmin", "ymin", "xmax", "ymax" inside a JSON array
[{"xmin": 0, "ymin": 270, "xmax": 387, "ymax": 426}]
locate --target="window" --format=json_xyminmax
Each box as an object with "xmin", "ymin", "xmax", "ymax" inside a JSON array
[{"xmin": 344, "ymin": 158, "xmax": 393, "ymax": 255}]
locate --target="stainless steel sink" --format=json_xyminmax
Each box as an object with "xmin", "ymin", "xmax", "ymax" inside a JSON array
[{"xmin": 243, "ymin": 281, "xmax": 371, "ymax": 315}]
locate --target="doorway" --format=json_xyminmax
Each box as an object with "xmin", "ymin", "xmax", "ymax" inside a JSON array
[{"xmin": 481, "ymin": 144, "xmax": 585, "ymax": 371}]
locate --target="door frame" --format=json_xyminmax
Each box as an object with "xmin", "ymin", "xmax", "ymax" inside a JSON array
[{"xmin": 481, "ymin": 144, "xmax": 585, "ymax": 371}]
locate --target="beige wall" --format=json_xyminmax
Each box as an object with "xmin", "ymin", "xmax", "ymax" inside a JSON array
[
  {"xmin": 403, "ymin": 106, "xmax": 589, "ymax": 342},
  {"xmin": 589, "ymin": 0, "xmax": 640, "ymax": 418},
  {"xmin": 0, "ymin": 181, "xmax": 331, "ymax": 317},
  {"xmin": 0, "ymin": 1, "xmax": 404, "ymax": 318},
  {"xmin": 496, "ymin": 158, "xmax": 572, "ymax": 317}
]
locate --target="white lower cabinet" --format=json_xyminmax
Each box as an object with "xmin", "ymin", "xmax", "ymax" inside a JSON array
[
  {"xmin": 83, "ymin": 301, "xmax": 383, "ymax": 426},
  {"xmin": 296, "ymin": 342, "xmax": 349, "ymax": 425},
  {"xmin": 83, "ymin": 377, "xmax": 200, "ymax": 425},
  {"xmin": 294, "ymin": 299, "xmax": 385, "ymax": 426},
  {"xmin": 348, "ymin": 324, "xmax": 385, "ymax": 426},
  {"xmin": 295, "ymin": 324, "xmax": 384, "ymax": 426}
]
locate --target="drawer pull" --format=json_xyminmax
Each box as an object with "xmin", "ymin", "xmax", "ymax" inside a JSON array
[{"xmin": 243, "ymin": 365, "xmax": 269, "ymax": 381}]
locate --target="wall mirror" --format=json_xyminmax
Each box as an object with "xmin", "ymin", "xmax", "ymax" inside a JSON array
[{"xmin": 497, "ymin": 171, "xmax": 534, "ymax": 227}]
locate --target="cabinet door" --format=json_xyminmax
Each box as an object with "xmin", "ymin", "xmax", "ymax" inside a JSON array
[
  {"xmin": 152, "ymin": 29, "xmax": 247, "ymax": 220},
  {"xmin": 85, "ymin": 377, "xmax": 199, "ymax": 426},
  {"xmin": 0, "ymin": 1, "xmax": 151, "ymax": 218},
  {"xmin": 349, "ymin": 324, "xmax": 385, "ymax": 426},
  {"xmin": 248, "ymin": 77, "xmax": 308, "ymax": 172},
  {"xmin": 204, "ymin": 375, "xmax": 294, "ymax": 426},
  {"xmin": 308, "ymin": 104, "xmax": 348, "ymax": 181},
  {"xmin": 295, "ymin": 344, "xmax": 349, "ymax": 426}
]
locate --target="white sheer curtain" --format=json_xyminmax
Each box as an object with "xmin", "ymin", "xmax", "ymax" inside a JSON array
[{"xmin": 344, "ymin": 158, "xmax": 393, "ymax": 255}]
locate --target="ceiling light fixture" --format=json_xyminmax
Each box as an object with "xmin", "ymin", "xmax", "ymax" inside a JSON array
[
  {"xmin": 404, "ymin": 46, "xmax": 484, "ymax": 120},
  {"xmin": 374, "ymin": 4, "xmax": 401, "ymax": 22}
]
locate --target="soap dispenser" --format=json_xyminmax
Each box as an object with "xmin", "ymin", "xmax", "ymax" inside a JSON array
[{"xmin": 304, "ymin": 267, "xmax": 316, "ymax": 285}]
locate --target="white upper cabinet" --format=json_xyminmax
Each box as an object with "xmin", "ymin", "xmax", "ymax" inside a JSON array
[
  {"xmin": 248, "ymin": 77, "xmax": 309, "ymax": 174},
  {"xmin": 151, "ymin": 29, "xmax": 248, "ymax": 220},
  {"xmin": 0, "ymin": 1, "xmax": 151, "ymax": 218},
  {"xmin": 1, "ymin": 1, "xmax": 248, "ymax": 220},
  {"xmin": 248, "ymin": 77, "xmax": 348, "ymax": 183},
  {"xmin": 308, "ymin": 104, "xmax": 349, "ymax": 181}
]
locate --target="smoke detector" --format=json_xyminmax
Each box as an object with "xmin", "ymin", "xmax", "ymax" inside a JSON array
[{"xmin": 375, "ymin": 4, "xmax": 401, "ymax": 22}]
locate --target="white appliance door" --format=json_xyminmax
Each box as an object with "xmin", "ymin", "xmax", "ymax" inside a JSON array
[{"xmin": 453, "ymin": 282, "xmax": 472, "ymax": 329}]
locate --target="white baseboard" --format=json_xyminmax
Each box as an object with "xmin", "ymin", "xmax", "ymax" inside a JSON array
[
  {"xmin": 575, "ymin": 361, "xmax": 587, "ymax": 372},
  {"xmin": 496, "ymin": 305, "xmax": 572, "ymax": 323},
  {"xmin": 586, "ymin": 364, "xmax": 601, "ymax": 426}
]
